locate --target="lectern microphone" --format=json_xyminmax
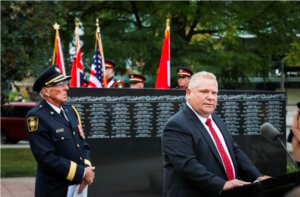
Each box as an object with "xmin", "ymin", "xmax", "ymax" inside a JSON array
[
  {"xmin": 260, "ymin": 122, "xmax": 299, "ymax": 171},
  {"xmin": 260, "ymin": 122, "xmax": 280, "ymax": 142}
]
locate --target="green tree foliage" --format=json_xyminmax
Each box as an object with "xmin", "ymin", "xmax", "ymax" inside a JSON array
[
  {"xmin": 1, "ymin": 1, "xmax": 299, "ymax": 101},
  {"xmin": 1, "ymin": 1, "xmax": 69, "ymax": 102}
]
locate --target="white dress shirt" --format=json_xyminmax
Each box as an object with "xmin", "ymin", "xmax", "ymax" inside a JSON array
[
  {"xmin": 46, "ymin": 101, "xmax": 69, "ymax": 121},
  {"xmin": 186, "ymin": 102, "xmax": 236, "ymax": 178}
]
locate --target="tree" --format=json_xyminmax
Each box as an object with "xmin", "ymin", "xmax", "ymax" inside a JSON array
[
  {"xmin": 1, "ymin": 1, "xmax": 69, "ymax": 102},
  {"xmin": 1, "ymin": 1, "xmax": 299, "ymax": 101}
]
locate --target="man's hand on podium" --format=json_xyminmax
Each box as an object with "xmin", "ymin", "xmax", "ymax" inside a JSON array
[
  {"xmin": 253, "ymin": 175, "xmax": 272, "ymax": 183},
  {"xmin": 223, "ymin": 179, "xmax": 251, "ymax": 191}
]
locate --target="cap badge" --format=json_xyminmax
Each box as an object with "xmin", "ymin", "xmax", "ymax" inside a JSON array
[{"xmin": 55, "ymin": 66, "xmax": 60, "ymax": 73}]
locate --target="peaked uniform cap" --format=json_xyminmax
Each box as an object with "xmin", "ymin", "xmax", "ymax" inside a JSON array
[
  {"xmin": 33, "ymin": 65, "xmax": 71, "ymax": 92},
  {"xmin": 176, "ymin": 67, "xmax": 193, "ymax": 76},
  {"xmin": 129, "ymin": 74, "xmax": 146, "ymax": 83},
  {"xmin": 105, "ymin": 60, "xmax": 116, "ymax": 69}
]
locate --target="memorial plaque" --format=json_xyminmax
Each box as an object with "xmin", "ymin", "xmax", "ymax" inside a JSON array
[
  {"xmin": 68, "ymin": 88, "xmax": 286, "ymax": 197},
  {"xmin": 215, "ymin": 91, "xmax": 286, "ymax": 176}
]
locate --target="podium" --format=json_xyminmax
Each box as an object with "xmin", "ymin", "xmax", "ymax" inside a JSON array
[{"xmin": 220, "ymin": 171, "xmax": 300, "ymax": 197}]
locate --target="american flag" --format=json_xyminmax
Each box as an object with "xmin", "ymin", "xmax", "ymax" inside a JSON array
[{"xmin": 87, "ymin": 47, "xmax": 104, "ymax": 88}]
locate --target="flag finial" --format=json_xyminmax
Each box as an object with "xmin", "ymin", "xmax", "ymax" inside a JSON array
[
  {"xmin": 166, "ymin": 18, "xmax": 170, "ymax": 28},
  {"xmin": 74, "ymin": 17, "xmax": 80, "ymax": 28},
  {"xmin": 96, "ymin": 18, "xmax": 100, "ymax": 33},
  {"xmin": 53, "ymin": 23, "xmax": 60, "ymax": 31}
]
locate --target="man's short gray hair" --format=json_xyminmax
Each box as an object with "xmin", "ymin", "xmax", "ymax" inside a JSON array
[
  {"xmin": 188, "ymin": 71, "xmax": 218, "ymax": 89},
  {"xmin": 39, "ymin": 88, "xmax": 46, "ymax": 99}
]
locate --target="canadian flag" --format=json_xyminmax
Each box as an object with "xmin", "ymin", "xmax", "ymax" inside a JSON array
[{"xmin": 155, "ymin": 19, "xmax": 170, "ymax": 89}]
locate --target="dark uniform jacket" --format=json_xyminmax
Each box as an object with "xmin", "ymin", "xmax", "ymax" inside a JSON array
[
  {"xmin": 162, "ymin": 104, "xmax": 261, "ymax": 197},
  {"xmin": 26, "ymin": 100, "xmax": 91, "ymax": 197}
]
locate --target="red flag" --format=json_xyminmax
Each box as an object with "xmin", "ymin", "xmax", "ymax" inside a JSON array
[
  {"xmin": 69, "ymin": 49, "xmax": 84, "ymax": 87},
  {"xmin": 70, "ymin": 22, "xmax": 84, "ymax": 87},
  {"xmin": 52, "ymin": 23, "xmax": 66, "ymax": 76},
  {"xmin": 155, "ymin": 19, "xmax": 170, "ymax": 89}
]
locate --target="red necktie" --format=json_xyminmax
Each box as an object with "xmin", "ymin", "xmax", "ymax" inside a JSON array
[{"xmin": 206, "ymin": 118, "xmax": 234, "ymax": 180}]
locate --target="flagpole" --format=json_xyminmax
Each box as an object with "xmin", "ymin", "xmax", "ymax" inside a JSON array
[
  {"xmin": 52, "ymin": 23, "xmax": 60, "ymax": 65},
  {"xmin": 166, "ymin": 18, "xmax": 170, "ymax": 36},
  {"xmin": 96, "ymin": 18, "xmax": 107, "ymax": 88},
  {"xmin": 74, "ymin": 18, "xmax": 80, "ymax": 54}
]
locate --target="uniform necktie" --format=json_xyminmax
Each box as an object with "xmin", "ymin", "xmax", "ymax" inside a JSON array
[
  {"xmin": 205, "ymin": 118, "xmax": 234, "ymax": 180},
  {"xmin": 60, "ymin": 109, "xmax": 68, "ymax": 122}
]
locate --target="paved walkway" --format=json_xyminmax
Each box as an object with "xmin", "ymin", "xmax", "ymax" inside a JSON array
[{"xmin": 1, "ymin": 177, "xmax": 35, "ymax": 197}]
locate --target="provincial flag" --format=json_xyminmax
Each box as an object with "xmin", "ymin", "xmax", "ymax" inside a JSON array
[
  {"xmin": 70, "ymin": 21, "xmax": 84, "ymax": 87},
  {"xmin": 155, "ymin": 19, "xmax": 171, "ymax": 89},
  {"xmin": 70, "ymin": 48, "xmax": 84, "ymax": 87}
]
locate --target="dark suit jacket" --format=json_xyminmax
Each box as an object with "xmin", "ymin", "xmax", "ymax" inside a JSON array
[
  {"xmin": 26, "ymin": 100, "xmax": 91, "ymax": 197},
  {"xmin": 162, "ymin": 104, "xmax": 261, "ymax": 197}
]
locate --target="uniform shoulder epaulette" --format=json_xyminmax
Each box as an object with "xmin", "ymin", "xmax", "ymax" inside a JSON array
[{"xmin": 26, "ymin": 104, "xmax": 42, "ymax": 116}]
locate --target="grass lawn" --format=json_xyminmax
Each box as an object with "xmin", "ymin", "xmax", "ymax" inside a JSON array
[
  {"xmin": 0, "ymin": 147, "xmax": 297, "ymax": 177},
  {"xmin": 1, "ymin": 148, "xmax": 36, "ymax": 177}
]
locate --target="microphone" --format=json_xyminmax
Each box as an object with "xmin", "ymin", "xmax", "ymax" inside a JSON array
[
  {"xmin": 260, "ymin": 122, "xmax": 280, "ymax": 142},
  {"xmin": 260, "ymin": 122, "xmax": 299, "ymax": 170}
]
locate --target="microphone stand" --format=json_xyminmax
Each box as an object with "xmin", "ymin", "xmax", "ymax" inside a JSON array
[{"xmin": 276, "ymin": 137, "xmax": 299, "ymax": 171}]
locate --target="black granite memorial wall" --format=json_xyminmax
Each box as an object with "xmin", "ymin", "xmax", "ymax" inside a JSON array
[{"xmin": 67, "ymin": 88, "xmax": 286, "ymax": 197}]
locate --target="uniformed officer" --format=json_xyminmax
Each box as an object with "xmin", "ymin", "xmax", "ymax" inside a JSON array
[
  {"xmin": 128, "ymin": 74, "xmax": 145, "ymax": 89},
  {"xmin": 26, "ymin": 65, "xmax": 95, "ymax": 197},
  {"xmin": 176, "ymin": 67, "xmax": 193, "ymax": 90},
  {"xmin": 105, "ymin": 60, "xmax": 125, "ymax": 88}
]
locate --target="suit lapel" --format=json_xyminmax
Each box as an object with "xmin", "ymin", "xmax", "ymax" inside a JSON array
[
  {"xmin": 54, "ymin": 112, "xmax": 71, "ymax": 127},
  {"xmin": 63, "ymin": 106, "xmax": 77, "ymax": 129},
  {"xmin": 182, "ymin": 105, "xmax": 224, "ymax": 166}
]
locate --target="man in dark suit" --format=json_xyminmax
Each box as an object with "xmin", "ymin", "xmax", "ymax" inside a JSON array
[
  {"xmin": 26, "ymin": 65, "xmax": 95, "ymax": 197},
  {"xmin": 162, "ymin": 71, "xmax": 268, "ymax": 197}
]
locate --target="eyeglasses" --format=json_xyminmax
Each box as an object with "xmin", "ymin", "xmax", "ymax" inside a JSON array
[
  {"xmin": 178, "ymin": 75, "xmax": 190, "ymax": 79},
  {"xmin": 48, "ymin": 81, "xmax": 69, "ymax": 88}
]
